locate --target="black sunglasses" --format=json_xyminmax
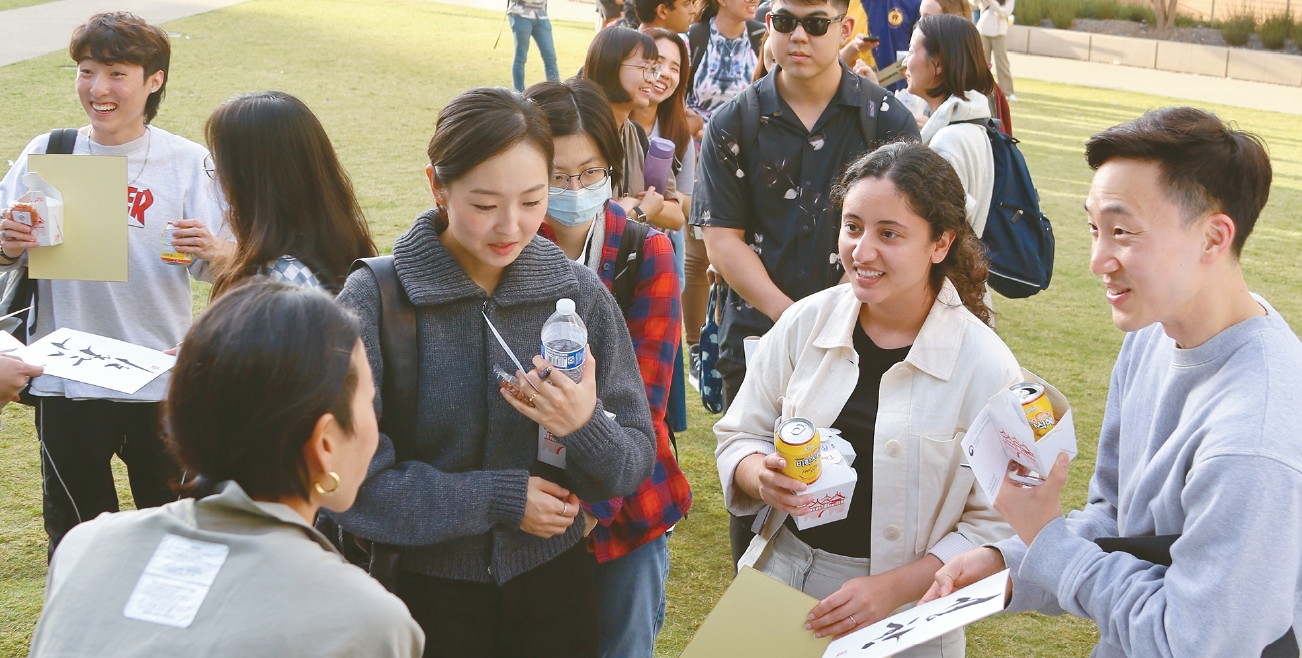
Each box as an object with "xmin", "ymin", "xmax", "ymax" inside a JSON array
[{"xmin": 768, "ymin": 12, "xmax": 845, "ymax": 36}]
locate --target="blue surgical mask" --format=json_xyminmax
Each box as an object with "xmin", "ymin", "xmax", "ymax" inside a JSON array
[{"xmin": 548, "ymin": 179, "xmax": 612, "ymax": 227}]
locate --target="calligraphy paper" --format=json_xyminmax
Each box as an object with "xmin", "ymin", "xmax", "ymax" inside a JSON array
[
  {"xmin": 0, "ymin": 331, "xmax": 25, "ymax": 359},
  {"xmin": 21, "ymin": 328, "xmax": 174, "ymax": 394},
  {"xmin": 680, "ymin": 567, "xmax": 831, "ymax": 658},
  {"xmin": 822, "ymin": 570, "xmax": 1010, "ymax": 658},
  {"xmin": 26, "ymin": 154, "xmax": 128, "ymax": 282}
]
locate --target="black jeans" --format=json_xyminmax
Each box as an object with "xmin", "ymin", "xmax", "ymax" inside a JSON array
[
  {"xmin": 36, "ymin": 397, "xmax": 177, "ymax": 559},
  {"xmin": 396, "ymin": 542, "xmax": 599, "ymax": 658},
  {"xmin": 719, "ymin": 358, "xmax": 757, "ymax": 570}
]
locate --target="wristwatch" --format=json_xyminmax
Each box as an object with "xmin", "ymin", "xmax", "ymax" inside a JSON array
[{"xmin": 630, "ymin": 206, "xmax": 647, "ymax": 222}]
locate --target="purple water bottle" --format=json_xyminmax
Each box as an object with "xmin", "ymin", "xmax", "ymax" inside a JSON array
[{"xmin": 643, "ymin": 136, "xmax": 675, "ymax": 197}]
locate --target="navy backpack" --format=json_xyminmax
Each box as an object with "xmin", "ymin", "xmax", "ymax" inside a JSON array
[{"xmin": 958, "ymin": 118, "xmax": 1055, "ymax": 299}]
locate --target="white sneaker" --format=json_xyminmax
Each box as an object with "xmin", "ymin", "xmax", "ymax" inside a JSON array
[{"xmin": 1007, "ymin": 93, "xmax": 1018, "ymax": 102}]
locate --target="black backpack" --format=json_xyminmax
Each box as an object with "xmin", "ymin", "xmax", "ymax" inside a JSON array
[
  {"xmin": 688, "ymin": 19, "xmax": 766, "ymax": 82},
  {"xmin": 612, "ymin": 215, "xmax": 650, "ymax": 318},
  {"xmin": 954, "ymin": 118, "xmax": 1055, "ymax": 299}
]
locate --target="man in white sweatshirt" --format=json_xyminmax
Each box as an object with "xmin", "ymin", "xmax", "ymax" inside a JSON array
[
  {"xmin": 924, "ymin": 107, "xmax": 1301, "ymax": 656},
  {"xmin": 0, "ymin": 13, "xmax": 230, "ymax": 558}
]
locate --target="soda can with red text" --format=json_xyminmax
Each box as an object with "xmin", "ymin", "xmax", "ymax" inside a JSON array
[
  {"xmin": 1010, "ymin": 382, "xmax": 1056, "ymax": 441},
  {"xmin": 161, "ymin": 222, "xmax": 193, "ymax": 265}
]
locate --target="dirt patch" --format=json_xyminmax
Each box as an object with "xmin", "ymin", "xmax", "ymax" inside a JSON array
[{"xmin": 1036, "ymin": 18, "xmax": 1302, "ymax": 54}]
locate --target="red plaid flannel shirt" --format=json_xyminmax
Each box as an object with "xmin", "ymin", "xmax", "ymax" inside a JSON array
[{"xmin": 539, "ymin": 203, "xmax": 692, "ymax": 563}]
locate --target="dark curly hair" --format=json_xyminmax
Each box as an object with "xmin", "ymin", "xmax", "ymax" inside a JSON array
[{"xmin": 831, "ymin": 141, "xmax": 992, "ymax": 325}]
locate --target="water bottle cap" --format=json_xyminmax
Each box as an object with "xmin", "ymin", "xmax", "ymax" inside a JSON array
[
  {"xmin": 556, "ymin": 298, "xmax": 576, "ymax": 315},
  {"xmin": 648, "ymin": 137, "xmax": 675, "ymax": 158}
]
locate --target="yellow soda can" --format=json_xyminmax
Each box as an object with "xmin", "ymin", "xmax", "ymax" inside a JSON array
[
  {"xmin": 775, "ymin": 418, "xmax": 822, "ymax": 484},
  {"xmin": 1010, "ymin": 382, "xmax": 1056, "ymax": 440}
]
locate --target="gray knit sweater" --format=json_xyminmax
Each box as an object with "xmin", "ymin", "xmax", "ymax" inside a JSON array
[{"xmin": 332, "ymin": 212, "xmax": 655, "ymax": 584}]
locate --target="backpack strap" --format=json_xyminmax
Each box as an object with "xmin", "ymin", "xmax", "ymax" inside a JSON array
[
  {"xmin": 854, "ymin": 75, "xmax": 886, "ymax": 151},
  {"xmin": 613, "ymin": 215, "xmax": 650, "ymax": 318},
  {"xmin": 736, "ymin": 84, "xmax": 762, "ymax": 172},
  {"xmin": 350, "ymin": 257, "xmax": 418, "ymax": 460},
  {"xmin": 688, "ymin": 22, "xmax": 710, "ymax": 81},
  {"xmin": 46, "ymin": 128, "xmax": 79, "ymax": 155}
]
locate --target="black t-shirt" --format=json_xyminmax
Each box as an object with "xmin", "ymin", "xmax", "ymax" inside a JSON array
[
  {"xmin": 786, "ymin": 323, "xmax": 911, "ymax": 558},
  {"xmin": 691, "ymin": 64, "xmax": 920, "ymax": 378}
]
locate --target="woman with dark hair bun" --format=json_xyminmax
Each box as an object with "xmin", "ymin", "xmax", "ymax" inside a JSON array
[
  {"xmin": 205, "ymin": 90, "xmax": 377, "ymax": 296},
  {"xmin": 716, "ymin": 141, "xmax": 1018, "ymax": 656},
  {"xmin": 331, "ymin": 86, "xmax": 656, "ymax": 658},
  {"xmin": 29, "ymin": 280, "xmax": 422, "ymax": 658},
  {"xmin": 903, "ymin": 14, "xmax": 998, "ymax": 237}
]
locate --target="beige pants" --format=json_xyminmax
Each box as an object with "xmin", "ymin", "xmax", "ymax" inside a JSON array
[
  {"xmin": 749, "ymin": 526, "xmax": 967, "ymax": 658},
  {"xmin": 981, "ymin": 34, "xmax": 1015, "ymax": 96}
]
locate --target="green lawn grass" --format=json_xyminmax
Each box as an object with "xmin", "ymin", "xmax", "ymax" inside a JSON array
[
  {"xmin": 0, "ymin": 0, "xmax": 57, "ymax": 11},
  {"xmin": 2, "ymin": 1, "xmax": 1300, "ymax": 656}
]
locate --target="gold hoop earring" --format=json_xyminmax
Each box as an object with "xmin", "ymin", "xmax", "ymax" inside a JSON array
[{"xmin": 314, "ymin": 471, "xmax": 340, "ymax": 496}]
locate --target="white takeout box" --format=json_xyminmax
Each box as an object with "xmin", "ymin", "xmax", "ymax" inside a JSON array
[
  {"xmin": 792, "ymin": 430, "xmax": 859, "ymax": 531},
  {"xmin": 960, "ymin": 369, "xmax": 1077, "ymax": 503},
  {"xmin": 11, "ymin": 172, "xmax": 64, "ymax": 247}
]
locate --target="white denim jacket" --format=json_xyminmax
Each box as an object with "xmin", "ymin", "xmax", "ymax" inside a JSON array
[{"xmin": 715, "ymin": 280, "xmax": 1019, "ymax": 573}]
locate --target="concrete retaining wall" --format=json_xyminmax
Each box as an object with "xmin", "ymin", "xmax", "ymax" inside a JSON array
[
  {"xmin": 1227, "ymin": 48, "xmax": 1302, "ymax": 85},
  {"xmin": 1028, "ymin": 27, "xmax": 1091, "ymax": 60},
  {"xmin": 1155, "ymin": 41, "xmax": 1229, "ymax": 77},
  {"xmin": 1016, "ymin": 25, "xmax": 1302, "ymax": 87},
  {"xmin": 1089, "ymin": 33, "xmax": 1157, "ymax": 68}
]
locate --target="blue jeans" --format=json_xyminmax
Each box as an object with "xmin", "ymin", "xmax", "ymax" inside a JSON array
[
  {"xmin": 592, "ymin": 532, "xmax": 671, "ymax": 658},
  {"xmin": 509, "ymin": 14, "xmax": 559, "ymax": 92}
]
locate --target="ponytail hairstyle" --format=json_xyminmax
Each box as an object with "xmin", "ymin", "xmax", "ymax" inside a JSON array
[
  {"xmin": 832, "ymin": 142, "xmax": 993, "ymax": 325},
  {"xmin": 427, "ymin": 87, "xmax": 555, "ymax": 232}
]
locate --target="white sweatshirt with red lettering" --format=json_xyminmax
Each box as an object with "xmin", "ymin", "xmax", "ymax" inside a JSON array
[{"xmin": 0, "ymin": 127, "xmax": 226, "ymax": 401}]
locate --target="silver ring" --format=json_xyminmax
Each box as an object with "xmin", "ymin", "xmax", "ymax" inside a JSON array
[
  {"xmin": 849, "ymin": 615, "xmax": 858, "ymax": 626},
  {"xmin": 1, "ymin": 230, "xmax": 8, "ymax": 241},
  {"xmin": 562, "ymin": 503, "xmax": 569, "ymax": 516}
]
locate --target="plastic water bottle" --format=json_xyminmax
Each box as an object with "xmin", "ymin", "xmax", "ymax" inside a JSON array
[
  {"xmin": 642, "ymin": 136, "xmax": 675, "ymax": 197},
  {"xmin": 542, "ymin": 299, "xmax": 587, "ymax": 383}
]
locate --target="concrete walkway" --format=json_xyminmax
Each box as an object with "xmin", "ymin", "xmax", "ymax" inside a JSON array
[
  {"xmin": 1009, "ymin": 51, "xmax": 1302, "ymax": 116},
  {"xmin": 0, "ymin": 0, "xmax": 250, "ymax": 68}
]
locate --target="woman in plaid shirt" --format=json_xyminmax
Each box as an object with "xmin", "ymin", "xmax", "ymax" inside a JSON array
[{"xmin": 527, "ymin": 79, "xmax": 692, "ymax": 658}]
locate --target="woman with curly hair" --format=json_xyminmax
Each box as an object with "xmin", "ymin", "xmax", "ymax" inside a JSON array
[{"xmin": 715, "ymin": 141, "xmax": 1018, "ymax": 656}]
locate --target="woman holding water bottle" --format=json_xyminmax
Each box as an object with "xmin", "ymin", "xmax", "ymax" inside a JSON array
[
  {"xmin": 331, "ymin": 87, "xmax": 655, "ymax": 658},
  {"xmin": 526, "ymin": 78, "xmax": 689, "ymax": 658}
]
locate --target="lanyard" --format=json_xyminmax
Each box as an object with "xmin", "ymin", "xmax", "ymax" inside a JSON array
[{"xmin": 482, "ymin": 306, "xmax": 541, "ymax": 393}]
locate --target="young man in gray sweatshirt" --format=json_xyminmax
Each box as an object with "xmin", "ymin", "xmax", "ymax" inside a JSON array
[{"xmin": 924, "ymin": 106, "xmax": 1301, "ymax": 656}]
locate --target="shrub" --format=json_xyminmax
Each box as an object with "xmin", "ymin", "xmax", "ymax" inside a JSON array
[
  {"xmin": 1117, "ymin": 2, "xmax": 1157, "ymax": 23},
  {"xmin": 1082, "ymin": 0, "xmax": 1119, "ymax": 21},
  {"xmin": 1049, "ymin": 0, "xmax": 1078, "ymax": 28},
  {"xmin": 1259, "ymin": 11, "xmax": 1293, "ymax": 49},
  {"xmin": 1016, "ymin": 0, "xmax": 1049, "ymax": 25},
  {"xmin": 1220, "ymin": 10, "xmax": 1257, "ymax": 46}
]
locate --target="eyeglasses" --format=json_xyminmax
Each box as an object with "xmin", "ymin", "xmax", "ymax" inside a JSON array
[
  {"xmin": 768, "ymin": 12, "xmax": 846, "ymax": 36},
  {"xmin": 622, "ymin": 61, "xmax": 662, "ymax": 82},
  {"xmin": 550, "ymin": 167, "xmax": 611, "ymax": 194},
  {"xmin": 203, "ymin": 156, "xmax": 215, "ymax": 179}
]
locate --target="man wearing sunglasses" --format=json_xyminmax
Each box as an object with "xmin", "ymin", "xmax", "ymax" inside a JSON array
[{"xmin": 693, "ymin": 0, "xmax": 918, "ymax": 568}]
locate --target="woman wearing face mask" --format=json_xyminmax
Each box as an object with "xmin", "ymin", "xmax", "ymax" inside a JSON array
[
  {"xmin": 583, "ymin": 27, "xmax": 684, "ymax": 233},
  {"xmin": 715, "ymin": 142, "xmax": 1017, "ymax": 656},
  {"xmin": 331, "ymin": 87, "xmax": 656, "ymax": 658},
  {"xmin": 903, "ymin": 14, "xmax": 997, "ymax": 238},
  {"xmin": 526, "ymin": 78, "xmax": 689, "ymax": 658}
]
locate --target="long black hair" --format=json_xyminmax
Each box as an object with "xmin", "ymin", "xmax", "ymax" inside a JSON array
[{"xmin": 206, "ymin": 91, "xmax": 376, "ymax": 296}]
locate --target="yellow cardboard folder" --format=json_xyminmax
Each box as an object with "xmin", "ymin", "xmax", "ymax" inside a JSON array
[
  {"xmin": 26, "ymin": 154, "xmax": 128, "ymax": 282},
  {"xmin": 679, "ymin": 567, "xmax": 831, "ymax": 658}
]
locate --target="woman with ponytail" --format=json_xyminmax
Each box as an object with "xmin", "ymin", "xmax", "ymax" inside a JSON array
[{"xmin": 714, "ymin": 141, "xmax": 1018, "ymax": 656}]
